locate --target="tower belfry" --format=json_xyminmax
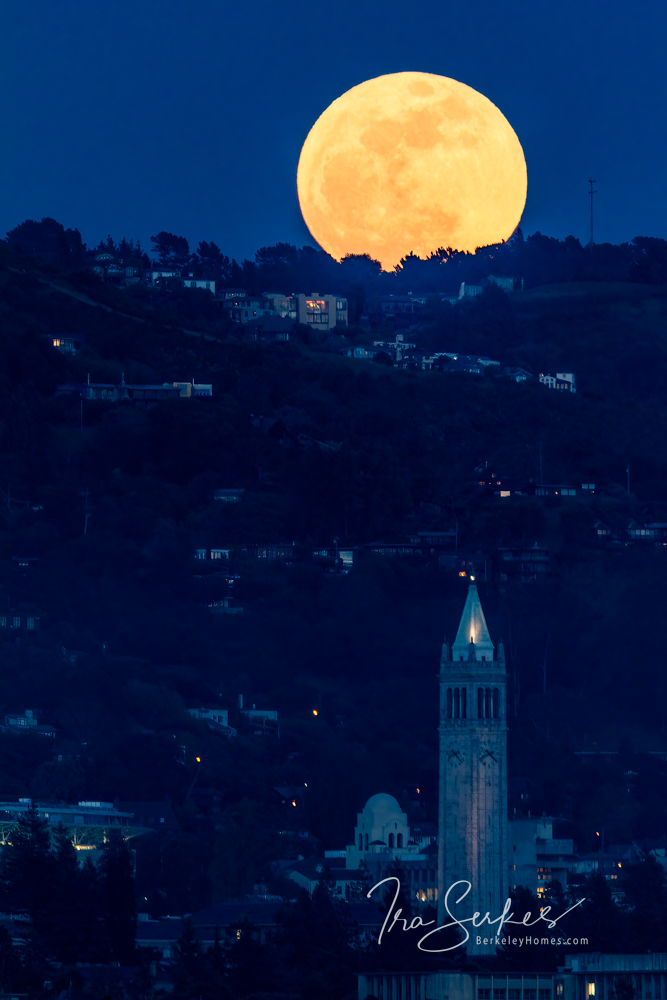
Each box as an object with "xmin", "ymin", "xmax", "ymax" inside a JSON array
[{"xmin": 437, "ymin": 581, "xmax": 508, "ymax": 954}]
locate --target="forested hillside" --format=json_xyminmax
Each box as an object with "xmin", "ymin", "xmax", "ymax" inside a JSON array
[{"xmin": 0, "ymin": 234, "xmax": 667, "ymax": 921}]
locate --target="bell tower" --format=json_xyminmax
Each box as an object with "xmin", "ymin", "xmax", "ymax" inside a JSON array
[{"xmin": 437, "ymin": 581, "xmax": 508, "ymax": 954}]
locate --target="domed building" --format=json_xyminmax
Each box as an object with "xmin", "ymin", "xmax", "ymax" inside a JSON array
[
  {"xmin": 346, "ymin": 793, "xmax": 412, "ymax": 867},
  {"xmin": 345, "ymin": 793, "xmax": 438, "ymax": 905}
]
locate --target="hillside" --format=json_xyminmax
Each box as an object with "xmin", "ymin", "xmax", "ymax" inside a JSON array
[{"xmin": 0, "ymin": 244, "xmax": 667, "ymax": 913}]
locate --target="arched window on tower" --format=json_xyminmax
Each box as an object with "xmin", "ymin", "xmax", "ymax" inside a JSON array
[
  {"xmin": 388, "ymin": 833, "xmax": 394, "ymax": 848},
  {"xmin": 478, "ymin": 687, "xmax": 484, "ymax": 718},
  {"xmin": 454, "ymin": 688, "xmax": 460, "ymax": 718},
  {"xmin": 397, "ymin": 833, "xmax": 403, "ymax": 848},
  {"xmin": 359, "ymin": 834, "xmax": 363, "ymax": 849},
  {"xmin": 365, "ymin": 833, "xmax": 369, "ymax": 850},
  {"xmin": 485, "ymin": 687, "xmax": 492, "ymax": 718},
  {"xmin": 446, "ymin": 688, "xmax": 453, "ymax": 718},
  {"xmin": 493, "ymin": 688, "xmax": 500, "ymax": 719},
  {"xmin": 460, "ymin": 687, "xmax": 467, "ymax": 719}
]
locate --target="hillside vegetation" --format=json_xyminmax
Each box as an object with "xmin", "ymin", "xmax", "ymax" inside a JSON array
[{"xmin": 0, "ymin": 237, "xmax": 666, "ymax": 917}]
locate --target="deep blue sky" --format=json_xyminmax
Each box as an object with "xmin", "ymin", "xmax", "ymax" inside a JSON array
[{"xmin": 1, "ymin": 0, "xmax": 665, "ymax": 263}]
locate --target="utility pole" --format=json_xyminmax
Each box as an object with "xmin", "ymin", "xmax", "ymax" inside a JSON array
[
  {"xmin": 81, "ymin": 488, "xmax": 94, "ymax": 535},
  {"xmin": 588, "ymin": 178, "xmax": 597, "ymax": 246},
  {"xmin": 538, "ymin": 441, "xmax": 544, "ymax": 483}
]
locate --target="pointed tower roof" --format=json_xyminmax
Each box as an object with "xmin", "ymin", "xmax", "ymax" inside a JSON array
[{"xmin": 451, "ymin": 583, "xmax": 495, "ymax": 661}]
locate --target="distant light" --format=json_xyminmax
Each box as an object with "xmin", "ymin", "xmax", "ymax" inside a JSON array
[
  {"xmin": 596, "ymin": 831, "xmax": 600, "ymax": 836},
  {"xmin": 458, "ymin": 571, "xmax": 467, "ymax": 577},
  {"xmin": 195, "ymin": 757, "xmax": 201, "ymax": 763},
  {"xmin": 618, "ymin": 862, "xmax": 622, "ymax": 867},
  {"xmin": 416, "ymin": 788, "xmax": 420, "ymax": 794},
  {"xmin": 312, "ymin": 709, "xmax": 318, "ymax": 716},
  {"xmin": 292, "ymin": 800, "xmax": 297, "ymax": 807},
  {"xmin": 304, "ymin": 783, "xmax": 308, "ymax": 787},
  {"xmin": 470, "ymin": 575, "xmax": 475, "ymax": 581}
]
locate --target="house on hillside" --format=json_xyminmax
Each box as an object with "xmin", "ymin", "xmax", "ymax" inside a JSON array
[
  {"xmin": 494, "ymin": 545, "xmax": 551, "ymax": 582},
  {"xmin": 182, "ymin": 276, "xmax": 215, "ymax": 293},
  {"xmin": 540, "ymin": 372, "xmax": 576, "ymax": 392},
  {"xmin": 498, "ymin": 366, "xmax": 533, "ymax": 382},
  {"xmin": 371, "ymin": 333, "xmax": 416, "ymax": 361},
  {"xmin": 296, "ymin": 293, "xmax": 348, "ymax": 331},
  {"xmin": 187, "ymin": 707, "xmax": 237, "ymax": 736},
  {"xmin": 51, "ymin": 335, "xmax": 83, "ymax": 354},
  {"xmin": 379, "ymin": 294, "xmax": 427, "ymax": 315},
  {"xmin": 342, "ymin": 345, "xmax": 382, "ymax": 359},
  {"xmin": 4, "ymin": 709, "xmax": 55, "ymax": 737},
  {"xmin": 244, "ymin": 316, "xmax": 292, "ymax": 342}
]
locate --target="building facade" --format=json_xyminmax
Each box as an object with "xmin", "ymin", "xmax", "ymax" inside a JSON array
[
  {"xmin": 359, "ymin": 955, "xmax": 667, "ymax": 1000},
  {"xmin": 437, "ymin": 583, "xmax": 508, "ymax": 954},
  {"xmin": 296, "ymin": 293, "xmax": 347, "ymax": 330}
]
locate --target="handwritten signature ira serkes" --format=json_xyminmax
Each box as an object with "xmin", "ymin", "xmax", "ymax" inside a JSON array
[{"xmin": 368, "ymin": 878, "xmax": 586, "ymax": 952}]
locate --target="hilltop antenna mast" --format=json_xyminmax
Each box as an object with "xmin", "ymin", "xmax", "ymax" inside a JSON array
[{"xmin": 588, "ymin": 178, "xmax": 597, "ymax": 246}]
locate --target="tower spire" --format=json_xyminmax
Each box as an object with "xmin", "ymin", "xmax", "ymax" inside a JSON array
[{"xmin": 451, "ymin": 582, "xmax": 494, "ymax": 661}]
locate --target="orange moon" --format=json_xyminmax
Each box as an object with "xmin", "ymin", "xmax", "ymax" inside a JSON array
[{"xmin": 296, "ymin": 72, "xmax": 527, "ymax": 272}]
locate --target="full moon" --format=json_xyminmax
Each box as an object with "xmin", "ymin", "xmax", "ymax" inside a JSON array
[{"xmin": 297, "ymin": 72, "xmax": 527, "ymax": 272}]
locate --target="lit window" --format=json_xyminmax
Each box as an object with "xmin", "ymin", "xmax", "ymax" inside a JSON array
[
  {"xmin": 27, "ymin": 618, "xmax": 34, "ymax": 630},
  {"xmin": 587, "ymin": 984, "xmax": 596, "ymax": 997},
  {"xmin": 194, "ymin": 549, "xmax": 206, "ymax": 560}
]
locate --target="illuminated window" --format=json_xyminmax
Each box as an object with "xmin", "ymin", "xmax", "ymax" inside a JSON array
[
  {"xmin": 587, "ymin": 984, "xmax": 595, "ymax": 997},
  {"xmin": 194, "ymin": 549, "xmax": 206, "ymax": 560},
  {"xmin": 555, "ymin": 983, "xmax": 564, "ymax": 998},
  {"xmin": 27, "ymin": 618, "xmax": 35, "ymax": 630}
]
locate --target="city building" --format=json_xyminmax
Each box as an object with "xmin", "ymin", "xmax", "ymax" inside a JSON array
[
  {"xmin": 438, "ymin": 582, "xmax": 508, "ymax": 955},
  {"xmin": 0, "ymin": 799, "xmax": 147, "ymax": 847},
  {"xmin": 509, "ymin": 815, "xmax": 574, "ymax": 896},
  {"xmin": 296, "ymin": 293, "xmax": 348, "ymax": 331},
  {"xmin": 358, "ymin": 954, "xmax": 667, "ymax": 1000}
]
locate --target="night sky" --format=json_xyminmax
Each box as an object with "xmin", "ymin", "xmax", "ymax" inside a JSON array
[{"xmin": 1, "ymin": 0, "xmax": 665, "ymax": 262}]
